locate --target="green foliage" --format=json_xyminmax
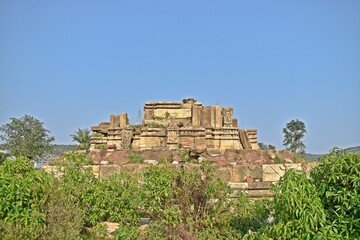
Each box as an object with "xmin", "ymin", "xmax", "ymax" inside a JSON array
[
  {"xmin": 51, "ymin": 152, "xmax": 93, "ymax": 167},
  {"xmin": 92, "ymin": 132, "xmax": 104, "ymax": 138},
  {"xmin": 139, "ymin": 162, "xmax": 242, "ymax": 239},
  {"xmin": 230, "ymin": 193, "xmax": 271, "ymax": 237},
  {"xmin": 282, "ymin": 119, "xmax": 306, "ymax": 154},
  {"xmin": 271, "ymin": 170, "xmax": 327, "ymax": 238},
  {"xmin": 60, "ymin": 159, "xmax": 141, "ymax": 228},
  {"xmin": 245, "ymin": 170, "xmax": 328, "ymax": 239},
  {"xmin": 311, "ymin": 149, "xmax": 360, "ymax": 238},
  {"xmin": 273, "ymin": 154, "xmax": 284, "ymax": 163},
  {"xmin": 0, "ymin": 152, "xmax": 9, "ymax": 165},
  {"xmin": 0, "ymin": 157, "xmax": 84, "ymax": 240},
  {"xmin": 127, "ymin": 152, "xmax": 145, "ymax": 163},
  {"xmin": 41, "ymin": 180, "xmax": 84, "ymax": 240},
  {"xmin": 63, "ymin": 152, "xmax": 93, "ymax": 166},
  {"xmin": 95, "ymin": 144, "xmax": 106, "ymax": 151},
  {"xmin": 246, "ymin": 150, "xmax": 360, "ymax": 239},
  {"xmin": 71, "ymin": 128, "xmax": 92, "ymax": 150},
  {"xmin": 114, "ymin": 225, "xmax": 140, "ymax": 240},
  {"xmin": 158, "ymin": 156, "xmax": 173, "ymax": 164},
  {"xmin": 0, "ymin": 157, "xmax": 50, "ymax": 226},
  {"xmin": 164, "ymin": 111, "xmax": 171, "ymax": 119},
  {"xmin": 291, "ymin": 152, "xmax": 305, "ymax": 163},
  {"xmin": 60, "ymin": 164, "xmax": 102, "ymax": 226},
  {"xmin": 0, "ymin": 115, "xmax": 55, "ymax": 160},
  {"xmin": 102, "ymin": 173, "xmax": 141, "ymax": 225}
]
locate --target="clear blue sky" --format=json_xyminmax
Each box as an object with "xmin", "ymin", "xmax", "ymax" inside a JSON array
[{"xmin": 1, "ymin": 1, "xmax": 359, "ymax": 153}]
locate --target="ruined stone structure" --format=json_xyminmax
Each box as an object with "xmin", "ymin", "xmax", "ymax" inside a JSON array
[{"xmin": 90, "ymin": 98, "xmax": 258, "ymax": 151}]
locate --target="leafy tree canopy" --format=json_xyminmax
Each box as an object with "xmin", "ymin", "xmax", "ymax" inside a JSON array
[
  {"xmin": 282, "ymin": 119, "xmax": 306, "ymax": 154},
  {"xmin": 0, "ymin": 115, "xmax": 54, "ymax": 160}
]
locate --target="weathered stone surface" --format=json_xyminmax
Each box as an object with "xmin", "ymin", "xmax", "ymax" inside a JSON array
[
  {"xmin": 143, "ymin": 108, "xmax": 154, "ymax": 120},
  {"xmin": 214, "ymin": 105, "xmax": 222, "ymax": 128},
  {"xmin": 262, "ymin": 164, "xmax": 302, "ymax": 182},
  {"xmin": 101, "ymin": 221, "xmax": 120, "ymax": 234},
  {"xmin": 144, "ymin": 160, "xmax": 158, "ymax": 165},
  {"xmin": 201, "ymin": 106, "xmax": 212, "ymax": 127},
  {"xmin": 110, "ymin": 115, "xmax": 119, "ymax": 128},
  {"xmin": 139, "ymin": 136, "xmax": 164, "ymax": 149},
  {"xmin": 238, "ymin": 165, "xmax": 263, "ymax": 181},
  {"xmin": 228, "ymin": 182, "xmax": 248, "ymax": 189},
  {"xmin": 248, "ymin": 182, "xmax": 272, "ymax": 190},
  {"xmin": 121, "ymin": 129, "xmax": 133, "ymax": 149},
  {"xmin": 248, "ymin": 189, "xmax": 273, "ymax": 198}
]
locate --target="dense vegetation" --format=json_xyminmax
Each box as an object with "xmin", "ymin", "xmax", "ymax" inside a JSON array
[{"xmin": 0, "ymin": 149, "xmax": 359, "ymax": 239}]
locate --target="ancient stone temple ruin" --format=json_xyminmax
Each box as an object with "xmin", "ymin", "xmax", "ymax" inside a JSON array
[{"xmin": 90, "ymin": 98, "xmax": 258, "ymax": 151}]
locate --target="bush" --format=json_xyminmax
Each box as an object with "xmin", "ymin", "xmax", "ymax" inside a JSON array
[
  {"xmin": 245, "ymin": 149, "xmax": 360, "ymax": 239},
  {"xmin": 0, "ymin": 157, "xmax": 84, "ymax": 239},
  {"xmin": 311, "ymin": 149, "xmax": 360, "ymax": 238},
  {"xmin": 139, "ymin": 161, "xmax": 242, "ymax": 239}
]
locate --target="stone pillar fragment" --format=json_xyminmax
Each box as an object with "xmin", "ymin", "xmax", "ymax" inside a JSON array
[
  {"xmin": 110, "ymin": 115, "xmax": 120, "ymax": 128},
  {"xmin": 214, "ymin": 105, "xmax": 222, "ymax": 128},
  {"xmin": 192, "ymin": 105, "xmax": 202, "ymax": 127},
  {"xmin": 202, "ymin": 106, "xmax": 212, "ymax": 127},
  {"xmin": 232, "ymin": 118, "xmax": 238, "ymax": 128},
  {"xmin": 119, "ymin": 113, "xmax": 129, "ymax": 128}
]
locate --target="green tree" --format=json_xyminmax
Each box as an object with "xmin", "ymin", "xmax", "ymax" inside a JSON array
[
  {"xmin": 282, "ymin": 119, "xmax": 306, "ymax": 154},
  {"xmin": 70, "ymin": 128, "xmax": 91, "ymax": 150},
  {"xmin": 0, "ymin": 115, "xmax": 54, "ymax": 160}
]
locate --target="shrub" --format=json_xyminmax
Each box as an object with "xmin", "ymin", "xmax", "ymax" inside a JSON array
[
  {"xmin": 0, "ymin": 157, "xmax": 84, "ymax": 240},
  {"xmin": 245, "ymin": 149, "xmax": 360, "ymax": 239},
  {"xmin": 311, "ymin": 149, "xmax": 360, "ymax": 238},
  {"xmin": 127, "ymin": 153, "xmax": 145, "ymax": 163},
  {"xmin": 139, "ymin": 162, "xmax": 242, "ymax": 239}
]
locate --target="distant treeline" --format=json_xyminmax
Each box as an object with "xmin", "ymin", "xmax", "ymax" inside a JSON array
[
  {"xmin": 304, "ymin": 146, "xmax": 360, "ymax": 161},
  {"xmin": 51, "ymin": 144, "xmax": 76, "ymax": 155}
]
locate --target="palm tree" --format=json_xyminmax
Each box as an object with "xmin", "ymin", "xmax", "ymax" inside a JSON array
[{"xmin": 71, "ymin": 128, "xmax": 92, "ymax": 150}]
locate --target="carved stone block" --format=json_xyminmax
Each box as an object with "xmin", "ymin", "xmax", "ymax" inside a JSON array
[
  {"xmin": 222, "ymin": 107, "xmax": 233, "ymax": 127},
  {"xmin": 144, "ymin": 109, "xmax": 154, "ymax": 120},
  {"xmin": 154, "ymin": 108, "xmax": 191, "ymax": 119},
  {"xmin": 167, "ymin": 129, "xmax": 179, "ymax": 144}
]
